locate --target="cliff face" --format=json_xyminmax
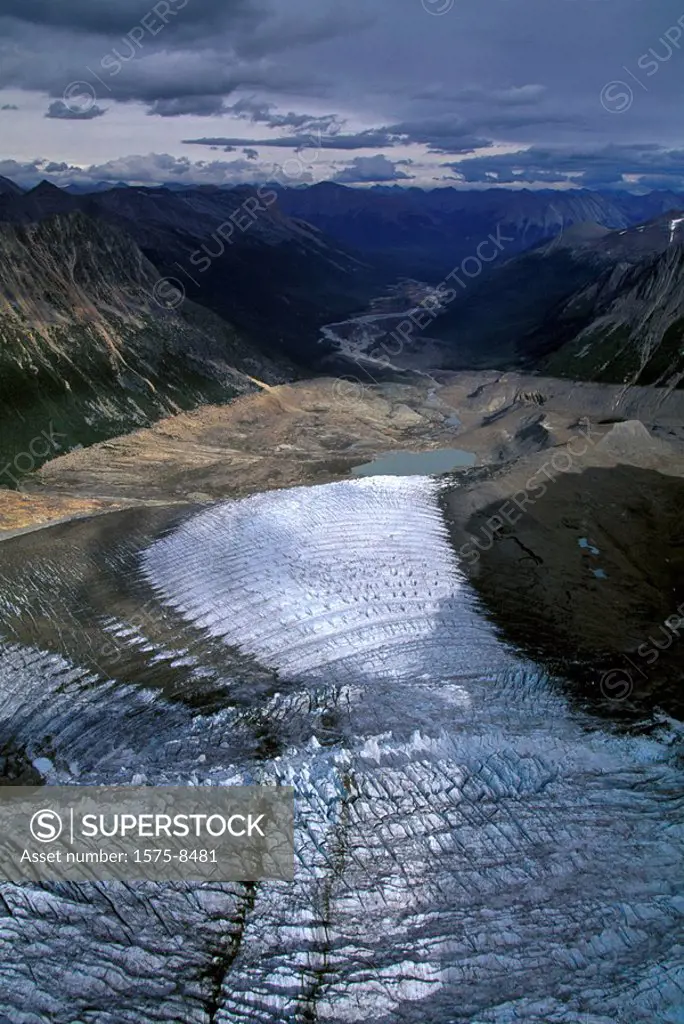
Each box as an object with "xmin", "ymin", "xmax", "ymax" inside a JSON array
[
  {"xmin": 424, "ymin": 211, "xmax": 684, "ymax": 387},
  {"xmin": 533, "ymin": 241, "xmax": 684, "ymax": 387},
  {"xmin": 0, "ymin": 212, "xmax": 295, "ymax": 482}
]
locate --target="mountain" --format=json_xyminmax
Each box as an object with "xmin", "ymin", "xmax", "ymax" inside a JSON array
[
  {"xmin": 425, "ymin": 251, "xmax": 597, "ymax": 369},
  {"xmin": 0, "ymin": 181, "xmax": 386, "ymax": 366},
  {"xmin": 275, "ymin": 183, "xmax": 684, "ymax": 277},
  {"xmin": 3, "ymin": 177, "xmax": 684, "ymax": 393},
  {"xmin": 0, "ymin": 175, "xmax": 24, "ymax": 196},
  {"xmin": 63, "ymin": 181, "xmax": 129, "ymax": 194},
  {"xmin": 427, "ymin": 212, "xmax": 684, "ymax": 387},
  {"xmin": 525, "ymin": 214, "xmax": 684, "ymax": 387},
  {"xmin": 0, "ymin": 211, "xmax": 295, "ymax": 481},
  {"xmin": 415, "ymin": 229, "xmax": 612, "ymax": 370},
  {"xmin": 576, "ymin": 211, "xmax": 684, "ymax": 260},
  {"xmin": 0, "ymin": 179, "xmax": 78, "ymax": 220}
]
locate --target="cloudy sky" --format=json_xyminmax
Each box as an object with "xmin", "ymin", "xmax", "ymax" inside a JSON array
[{"xmin": 1, "ymin": 0, "xmax": 684, "ymax": 190}]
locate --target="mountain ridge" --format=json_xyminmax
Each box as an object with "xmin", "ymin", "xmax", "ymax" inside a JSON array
[
  {"xmin": 0, "ymin": 178, "xmax": 384, "ymax": 365},
  {"xmin": 0, "ymin": 210, "xmax": 295, "ymax": 479},
  {"xmin": 276, "ymin": 182, "xmax": 684, "ymax": 276}
]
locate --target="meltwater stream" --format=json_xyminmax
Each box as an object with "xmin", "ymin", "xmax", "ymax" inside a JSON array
[{"xmin": 0, "ymin": 477, "xmax": 682, "ymax": 1023}]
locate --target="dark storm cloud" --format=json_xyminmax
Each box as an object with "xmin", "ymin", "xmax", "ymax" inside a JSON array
[
  {"xmin": 0, "ymin": 0, "xmax": 366, "ymax": 111},
  {"xmin": 182, "ymin": 128, "xmax": 403, "ymax": 151},
  {"xmin": 0, "ymin": 38, "xmax": 325, "ymax": 111},
  {"xmin": 183, "ymin": 117, "xmax": 490, "ymax": 156},
  {"xmin": 223, "ymin": 98, "xmax": 343, "ymax": 133},
  {"xmin": 4, "ymin": 0, "xmax": 684, "ymax": 189},
  {"xmin": 234, "ymin": 7, "xmax": 375, "ymax": 58},
  {"xmin": 0, "ymin": 0, "xmax": 253, "ymax": 38},
  {"xmin": 46, "ymin": 99, "xmax": 107, "ymax": 119},
  {"xmin": 411, "ymin": 84, "xmax": 547, "ymax": 107},
  {"xmin": 385, "ymin": 118, "xmax": 491, "ymax": 155}
]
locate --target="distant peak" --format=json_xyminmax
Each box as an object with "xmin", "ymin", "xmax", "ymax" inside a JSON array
[{"xmin": 28, "ymin": 179, "xmax": 65, "ymax": 196}]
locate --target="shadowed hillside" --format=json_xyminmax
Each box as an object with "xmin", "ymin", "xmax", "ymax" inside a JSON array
[{"xmin": 0, "ymin": 212, "xmax": 295, "ymax": 481}]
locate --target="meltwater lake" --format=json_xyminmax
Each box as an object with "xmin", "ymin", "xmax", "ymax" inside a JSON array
[{"xmin": 352, "ymin": 447, "xmax": 477, "ymax": 476}]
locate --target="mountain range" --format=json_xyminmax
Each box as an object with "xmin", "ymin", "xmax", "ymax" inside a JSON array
[
  {"xmin": 276, "ymin": 181, "xmax": 684, "ymax": 277},
  {"xmin": 0, "ymin": 179, "xmax": 383, "ymax": 365}
]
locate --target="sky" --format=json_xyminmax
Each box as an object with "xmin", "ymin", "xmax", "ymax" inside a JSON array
[{"xmin": 1, "ymin": 0, "xmax": 684, "ymax": 190}]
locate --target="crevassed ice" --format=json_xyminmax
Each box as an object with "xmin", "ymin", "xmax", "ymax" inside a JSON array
[
  {"xmin": 142, "ymin": 476, "xmax": 483, "ymax": 682},
  {"xmin": 0, "ymin": 478, "xmax": 683, "ymax": 1023}
]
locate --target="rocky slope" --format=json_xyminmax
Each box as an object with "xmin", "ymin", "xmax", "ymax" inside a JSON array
[
  {"xmin": 0, "ymin": 181, "xmax": 385, "ymax": 366},
  {"xmin": 0, "ymin": 211, "xmax": 294, "ymax": 480},
  {"xmin": 426, "ymin": 213, "xmax": 684, "ymax": 386},
  {"xmin": 19, "ymin": 371, "xmax": 684, "ymax": 502},
  {"xmin": 528, "ymin": 219, "xmax": 684, "ymax": 386}
]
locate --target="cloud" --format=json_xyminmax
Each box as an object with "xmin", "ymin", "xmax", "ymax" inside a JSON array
[
  {"xmin": 443, "ymin": 144, "xmax": 684, "ymax": 190},
  {"xmin": 0, "ymin": 0, "xmax": 360, "ymax": 117},
  {"xmin": 182, "ymin": 128, "xmax": 399, "ymax": 150},
  {"xmin": 413, "ymin": 84, "xmax": 547, "ymax": 107},
  {"xmin": 183, "ymin": 112, "xmax": 491, "ymax": 156},
  {"xmin": 45, "ymin": 99, "xmax": 107, "ymax": 119},
  {"xmin": 3, "ymin": 141, "xmax": 684, "ymax": 193},
  {"xmin": 3, "ymin": 0, "xmax": 684, "ymax": 191},
  {"xmin": 333, "ymin": 155, "xmax": 413, "ymax": 184},
  {"xmin": 0, "ymin": 152, "xmax": 292, "ymax": 188},
  {"xmin": 223, "ymin": 97, "xmax": 344, "ymax": 133},
  {"xmin": 0, "ymin": 0, "xmax": 256, "ymax": 40},
  {"xmin": 385, "ymin": 117, "xmax": 491, "ymax": 155},
  {"xmin": 146, "ymin": 95, "xmax": 227, "ymax": 117}
]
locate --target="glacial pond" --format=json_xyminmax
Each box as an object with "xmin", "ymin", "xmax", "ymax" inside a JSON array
[{"xmin": 352, "ymin": 447, "xmax": 477, "ymax": 477}]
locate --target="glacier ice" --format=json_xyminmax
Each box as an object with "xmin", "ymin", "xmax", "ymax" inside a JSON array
[
  {"xmin": 142, "ymin": 476, "xmax": 480, "ymax": 682},
  {"xmin": 0, "ymin": 476, "xmax": 681, "ymax": 1023}
]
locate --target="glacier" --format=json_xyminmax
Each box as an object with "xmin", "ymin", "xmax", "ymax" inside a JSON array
[{"xmin": 0, "ymin": 476, "xmax": 681, "ymax": 1023}]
